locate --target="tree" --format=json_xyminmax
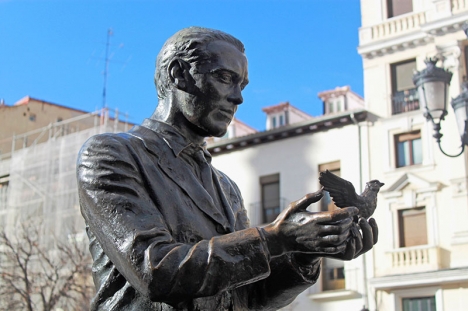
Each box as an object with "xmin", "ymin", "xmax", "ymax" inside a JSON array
[{"xmin": 0, "ymin": 219, "xmax": 94, "ymax": 311}]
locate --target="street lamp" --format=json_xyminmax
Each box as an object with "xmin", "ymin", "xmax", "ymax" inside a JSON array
[{"xmin": 412, "ymin": 57, "xmax": 468, "ymax": 157}]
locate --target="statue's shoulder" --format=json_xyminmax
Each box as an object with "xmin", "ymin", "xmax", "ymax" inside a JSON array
[
  {"xmin": 82, "ymin": 126, "xmax": 160, "ymax": 148},
  {"xmin": 81, "ymin": 131, "xmax": 133, "ymax": 150}
]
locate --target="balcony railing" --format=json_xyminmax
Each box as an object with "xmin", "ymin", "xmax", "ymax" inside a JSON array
[
  {"xmin": 392, "ymin": 88, "xmax": 420, "ymax": 115},
  {"xmin": 249, "ymin": 198, "xmax": 288, "ymax": 227},
  {"xmin": 452, "ymin": 0, "xmax": 468, "ymax": 13},
  {"xmin": 359, "ymin": 11, "xmax": 426, "ymax": 45},
  {"xmin": 386, "ymin": 245, "xmax": 448, "ymax": 275}
]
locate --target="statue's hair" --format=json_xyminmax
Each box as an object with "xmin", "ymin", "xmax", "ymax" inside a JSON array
[{"xmin": 155, "ymin": 26, "xmax": 245, "ymax": 99}]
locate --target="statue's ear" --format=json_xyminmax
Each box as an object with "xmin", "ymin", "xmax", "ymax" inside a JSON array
[{"xmin": 168, "ymin": 58, "xmax": 192, "ymax": 91}]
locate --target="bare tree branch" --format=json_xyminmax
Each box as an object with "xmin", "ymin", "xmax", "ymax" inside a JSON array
[{"xmin": 0, "ymin": 219, "xmax": 94, "ymax": 311}]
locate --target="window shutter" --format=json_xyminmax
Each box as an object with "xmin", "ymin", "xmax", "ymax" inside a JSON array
[{"xmin": 399, "ymin": 207, "xmax": 428, "ymax": 247}]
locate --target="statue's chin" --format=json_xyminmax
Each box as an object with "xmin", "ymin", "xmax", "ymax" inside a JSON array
[{"xmin": 195, "ymin": 124, "xmax": 228, "ymax": 138}]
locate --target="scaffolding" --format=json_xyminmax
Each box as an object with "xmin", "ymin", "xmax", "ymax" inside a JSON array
[{"xmin": 0, "ymin": 109, "xmax": 131, "ymax": 242}]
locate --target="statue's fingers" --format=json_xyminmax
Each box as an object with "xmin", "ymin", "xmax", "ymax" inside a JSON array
[
  {"xmin": 314, "ymin": 244, "xmax": 346, "ymax": 254},
  {"xmin": 356, "ymin": 218, "xmax": 373, "ymax": 257},
  {"xmin": 316, "ymin": 232, "xmax": 349, "ymax": 245},
  {"xmin": 317, "ymin": 219, "xmax": 352, "ymax": 235},
  {"xmin": 315, "ymin": 206, "xmax": 359, "ymax": 224},
  {"xmin": 352, "ymin": 225, "xmax": 363, "ymax": 256},
  {"xmin": 341, "ymin": 238, "xmax": 356, "ymax": 261},
  {"xmin": 283, "ymin": 189, "xmax": 323, "ymax": 217}
]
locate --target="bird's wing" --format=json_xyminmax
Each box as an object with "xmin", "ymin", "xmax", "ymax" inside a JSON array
[{"xmin": 319, "ymin": 170, "xmax": 360, "ymax": 208}]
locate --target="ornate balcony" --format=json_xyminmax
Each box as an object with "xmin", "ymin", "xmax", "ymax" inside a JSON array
[
  {"xmin": 452, "ymin": 0, "xmax": 468, "ymax": 14},
  {"xmin": 386, "ymin": 245, "xmax": 449, "ymax": 275},
  {"xmin": 359, "ymin": 11, "xmax": 426, "ymax": 45},
  {"xmin": 392, "ymin": 88, "xmax": 420, "ymax": 115}
]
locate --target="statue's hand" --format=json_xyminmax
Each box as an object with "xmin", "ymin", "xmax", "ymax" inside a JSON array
[
  {"xmin": 261, "ymin": 190, "xmax": 359, "ymax": 257},
  {"xmin": 318, "ymin": 217, "xmax": 378, "ymax": 261}
]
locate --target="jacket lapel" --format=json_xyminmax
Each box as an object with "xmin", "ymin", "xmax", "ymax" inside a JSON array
[
  {"xmin": 129, "ymin": 126, "xmax": 229, "ymax": 228},
  {"xmin": 212, "ymin": 169, "xmax": 236, "ymax": 232}
]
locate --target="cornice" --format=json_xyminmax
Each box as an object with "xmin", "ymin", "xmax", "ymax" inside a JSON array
[
  {"xmin": 207, "ymin": 109, "xmax": 370, "ymax": 155},
  {"xmin": 421, "ymin": 11, "xmax": 468, "ymax": 36},
  {"xmin": 358, "ymin": 31, "xmax": 431, "ymax": 59},
  {"xmin": 369, "ymin": 267, "xmax": 468, "ymax": 290}
]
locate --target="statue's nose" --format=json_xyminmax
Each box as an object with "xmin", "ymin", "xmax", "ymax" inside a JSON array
[{"xmin": 228, "ymin": 85, "xmax": 243, "ymax": 105}]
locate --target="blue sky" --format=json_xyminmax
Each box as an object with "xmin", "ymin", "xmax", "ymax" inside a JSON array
[{"xmin": 0, "ymin": 0, "xmax": 363, "ymax": 130}]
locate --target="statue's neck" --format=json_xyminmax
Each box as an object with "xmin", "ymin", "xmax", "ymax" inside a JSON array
[{"xmin": 150, "ymin": 98, "xmax": 205, "ymax": 145}]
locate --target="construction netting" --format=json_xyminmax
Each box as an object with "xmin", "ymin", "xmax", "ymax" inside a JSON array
[{"xmin": 0, "ymin": 110, "xmax": 132, "ymax": 243}]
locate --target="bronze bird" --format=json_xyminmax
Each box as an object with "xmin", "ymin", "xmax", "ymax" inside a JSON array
[{"xmin": 319, "ymin": 170, "xmax": 384, "ymax": 219}]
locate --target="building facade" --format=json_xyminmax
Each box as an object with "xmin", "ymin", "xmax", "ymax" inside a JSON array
[{"xmin": 358, "ymin": 1, "xmax": 468, "ymax": 310}]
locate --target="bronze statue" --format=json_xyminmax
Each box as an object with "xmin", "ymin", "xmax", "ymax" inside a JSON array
[{"xmin": 77, "ymin": 27, "xmax": 378, "ymax": 311}]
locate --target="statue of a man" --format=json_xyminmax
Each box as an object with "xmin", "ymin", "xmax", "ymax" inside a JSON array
[{"xmin": 77, "ymin": 27, "xmax": 378, "ymax": 311}]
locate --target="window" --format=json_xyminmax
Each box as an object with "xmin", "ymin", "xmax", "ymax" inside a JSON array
[
  {"xmin": 322, "ymin": 258, "xmax": 345, "ymax": 291},
  {"xmin": 465, "ymin": 45, "xmax": 468, "ymax": 79},
  {"xmin": 29, "ymin": 113, "xmax": 36, "ymax": 121},
  {"xmin": 402, "ymin": 296, "xmax": 436, "ymax": 311},
  {"xmin": 336, "ymin": 100, "xmax": 342, "ymax": 112},
  {"xmin": 398, "ymin": 207, "xmax": 427, "ymax": 247},
  {"xmin": 328, "ymin": 101, "xmax": 334, "ymax": 113},
  {"xmin": 260, "ymin": 174, "xmax": 280, "ymax": 223},
  {"xmin": 319, "ymin": 161, "xmax": 341, "ymax": 212},
  {"xmin": 395, "ymin": 130, "xmax": 422, "ymax": 167},
  {"xmin": 272, "ymin": 116, "xmax": 277, "ymax": 129},
  {"xmin": 279, "ymin": 115, "xmax": 284, "ymax": 126},
  {"xmin": 391, "ymin": 59, "xmax": 419, "ymax": 115},
  {"xmin": 387, "ymin": 0, "xmax": 413, "ymax": 18},
  {"xmin": 0, "ymin": 175, "xmax": 9, "ymax": 211}
]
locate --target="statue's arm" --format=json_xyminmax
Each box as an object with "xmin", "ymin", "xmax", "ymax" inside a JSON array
[
  {"xmin": 77, "ymin": 134, "xmax": 274, "ymax": 306},
  {"xmin": 229, "ymin": 182, "xmax": 322, "ymax": 309}
]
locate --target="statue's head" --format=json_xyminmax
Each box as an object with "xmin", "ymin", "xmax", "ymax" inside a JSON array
[
  {"xmin": 154, "ymin": 27, "xmax": 249, "ymax": 138},
  {"xmin": 155, "ymin": 27, "xmax": 245, "ymax": 100}
]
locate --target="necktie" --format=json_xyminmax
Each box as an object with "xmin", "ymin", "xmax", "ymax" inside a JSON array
[
  {"xmin": 191, "ymin": 147, "xmax": 230, "ymax": 231},
  {"xmin": 192, "ymin": 149, "xmax": 218, "ymax": 203}
]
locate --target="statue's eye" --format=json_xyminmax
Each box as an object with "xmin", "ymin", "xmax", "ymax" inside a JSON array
[{"xmin": 217, "ymin": 72, "xmax": 233, "ymax": 84}]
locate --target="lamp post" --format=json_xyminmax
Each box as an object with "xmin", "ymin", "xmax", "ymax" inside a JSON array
[{"xmin": 412, "ymin": 57, "xmax": 468, "ymax": 157}]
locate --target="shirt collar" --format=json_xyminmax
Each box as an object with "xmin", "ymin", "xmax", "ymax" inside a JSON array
[{"xmin": 141, "ymin": 118, "xmax": 208, "ymax": 157}]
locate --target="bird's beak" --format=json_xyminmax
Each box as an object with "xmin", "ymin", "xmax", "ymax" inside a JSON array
[{"xmin": 379, "ymin": 182, "xmax": 385, "ymax": 187}]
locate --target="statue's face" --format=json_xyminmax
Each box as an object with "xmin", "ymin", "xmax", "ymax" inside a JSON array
[{"xmin": 181, "ymin": 40, "xmax": 249, "ymax": 137}]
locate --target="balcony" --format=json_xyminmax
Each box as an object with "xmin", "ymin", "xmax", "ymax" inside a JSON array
[
  {"xmin": 452, "ymin": 0, "xmax": 468, "ymax": 14},
  {"xmin": 386, "ymin": 245, "xmax": 449, "ymax": 275},
  {"xmin": 392, "ymin": 88, "xmax": 420, "ymax": 115},
  {"xmin": 249, "ymin": 198, "xmax": 288, "ymax": 227},
  {"xmin": 359, "ymin": 11, "xmax": 426, "ymax": 45}
]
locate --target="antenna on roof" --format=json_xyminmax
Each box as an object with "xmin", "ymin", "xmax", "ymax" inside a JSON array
[
  {"xmin": 91, "ymin": 28, "xmax": 128, "ymax": 111},
  {"xmin": 102, "ymin": 28, "xmax": 113, "ymax": 109}
]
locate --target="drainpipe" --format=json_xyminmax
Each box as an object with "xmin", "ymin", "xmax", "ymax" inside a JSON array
[
  {"xmin": 350, "ymin": 112, "xmax": 369, "ymax": 310},
  {"xmin": 350, "ymin": 113, "xmax": 363, "ymax": 195}
]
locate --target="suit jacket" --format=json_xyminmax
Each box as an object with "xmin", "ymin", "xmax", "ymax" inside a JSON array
[{"xmin": 77, "ymin": 119, "xmax": 320, "ymax": 311}]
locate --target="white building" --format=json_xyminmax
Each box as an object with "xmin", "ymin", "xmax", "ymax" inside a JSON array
[{"xmin": 358, "ymin": 0, "xmax": 468, "ymax": 310}]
